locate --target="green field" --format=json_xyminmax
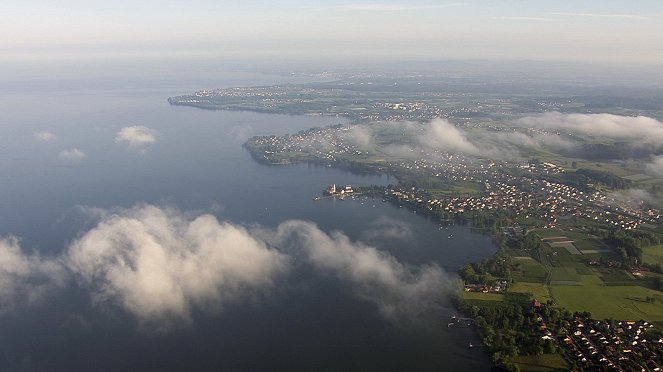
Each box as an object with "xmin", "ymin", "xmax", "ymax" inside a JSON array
[
  {"xmin": 512, "ymin": 354, "xmax": 569, "ymax": 372},
  {"xmin": 513, "ymin": 257, "xmax": 548, "ymax": 283},
  {"xmin": 509, "ymin": 282, "xmax": 551, "ymax": 303},
  {"xmin": 462, "ymin": 292, "xmax": 505, "ymax": 301},
  {"xmin": 551, "ymin": 266, "xmax": 581, "ymax": 284},
  {"xmin": 535, "ymin": 229, "xmax": 609, "ymax": 252},
  {"xmin": 643, "ymin": 244, "xmax": 663, "ymax": 266},
  {"xmin": 595, "ymin": 268, "xmax": 635, "ymax": 285},
  {"xmin": 552, "ymin": 274, "xmax": 663, "ymax": 322}
]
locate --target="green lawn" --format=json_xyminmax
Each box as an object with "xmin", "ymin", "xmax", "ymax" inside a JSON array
[
  {"xmin": 509, "ymin": 282, "xmax": 551, "ymax": 303},
  {"xmin": 552, "ymin": 274, "xmax": 663, "ymax": 321},
  {"xmin": 534, "ymin": 228, "xmax": 609, "ymax": 252},
  {"xmin": 512, "ymin": 354, "xmax": 569, "ymax": 372},
  {"xmin": 551, "ymin": 266, "xmax": 581, "ymax": 283},
  {"xmin": 643, "ymin": 244, "xmax": 663, "ymax": 266},
  {"xmin": 462, "ymin": 292, "xmax": 505, "ymax": 301},
  {"xmin": 595, "ymin": 268, "xmax": 635, "ymax": 285},
  {"xmin": 533, "ymin": 228, "xmax": 568, "ymax": 239},
  {"xmin": 513, "ymin": 257, "xmax": 548, "ymax": 283}
]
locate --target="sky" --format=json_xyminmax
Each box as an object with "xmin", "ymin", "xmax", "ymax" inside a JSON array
[{"xmin": 2, "ymin": 0, "xmax": 663, "ymax": 67}]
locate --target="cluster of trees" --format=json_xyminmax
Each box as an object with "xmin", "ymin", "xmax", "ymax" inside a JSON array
[
  {"xmin": 458, "ymin": 251, "xmax": 513, "ymax": 284},
  {"xmin": 547, "ymin": 168, "xmax": 631, "ymax": 191},
  {"xmin": 606, "ymin": 229, "xmax": 662, "ymax": 265},
  {"xmin": 574, "ymin": 168, "xmax": 632, "ymax": 189},
  {"xmin": 455, "ymin": 295, "xmax": 568, "ymax": 372}
]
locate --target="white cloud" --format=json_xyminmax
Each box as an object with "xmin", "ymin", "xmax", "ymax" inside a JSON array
[
  {"xmin": 66, "ymin": 205, "xmax": 288, "ymax": 326},
  {"xmin": 348, "ymin": 125, "xmax": 375, "ymax": 150},
  {"xmin": 58, "ymin": 148, "xmax": 86, "ymax": 161},
  {"xmin": 34, "ymin": 131, "xmax": 56, "ymax": 142},
  {"xmin": 418, "ymin": 119, "xmax": 483, "ymax": 156},
  {"xmin": 517, "ymin": 112, "xmax": 663, "ymax": 146},
  {"xmin": 610, "ymin": 188, "xmax": 663, "ymax": 208},
  {"xmin": 0, "ymin": 203, "xmax": 455, "ymax": 328},
  {"xmin": 0, "ymin": 236, "xmax": 66, "ymax": 310},
  {"xmin": 66, "ymin": 207, "xmax": 452, "ymax": 325},
  {"xmin": 271, "ymin": 220, "xmax": 454, "ymax": 323},
  {"xmin": 646, "ymin": 155, "xmax": 663, "ymax": 177},
  {"xmin": 115, "ymin": 126, "xmax": 158, "ymax": 148}
]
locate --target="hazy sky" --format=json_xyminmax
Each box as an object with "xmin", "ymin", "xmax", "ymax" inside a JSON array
[{"xmin": 2, "ymin": 0, "xmax": 663, "ymax": 65}]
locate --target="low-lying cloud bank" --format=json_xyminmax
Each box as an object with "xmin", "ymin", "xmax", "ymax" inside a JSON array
[
  {"xmin": 0, "ymin": 205, "xmax": 453, "ymax": 327},
  {"xmin": 610, "ymin": 188, "xmax": 662, "ymax": 209},
  {"xmin": 346, "ymin": 113, "xmax": 663, "ymax": 160},
  {"xmin": 418, "ymin": 119, "xmax": 484, "ymax": 156},
  {"xmin": 271, "ymin": 220, "xmax": 451, "ymax": 323},
  {"xmin": 646, "ymin": 155, "xmax": 663, "ymax": 177},
  {"xmin": 66, "ymin": 205, "xmax": 288, "ymax": 324},
  {"xmin": 347, "ymin": 118, "xmax": 575, "ymax": 159},
  {"xmin": 517, "ymin": 112, "xmax": 663, "ymax": 146}
]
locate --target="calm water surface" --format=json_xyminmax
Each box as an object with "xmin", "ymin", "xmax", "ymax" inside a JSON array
[{"xmin": 0, "ymin": 73, "xmax": 494, "ymax": 371}]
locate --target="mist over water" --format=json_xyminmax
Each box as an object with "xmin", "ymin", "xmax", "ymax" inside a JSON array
[{"xmin": 0, "ymin": 69, "xmax": 494, "ymax": 371}]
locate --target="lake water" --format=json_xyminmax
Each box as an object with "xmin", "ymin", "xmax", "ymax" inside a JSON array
[{"xmin": 0, "ymin": 71, "xmax": 494, "ymax": 371}]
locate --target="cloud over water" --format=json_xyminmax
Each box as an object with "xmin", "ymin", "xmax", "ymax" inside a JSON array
[{"xmin": 0, "ymin": 204, "xmax": 455, "ymax": 329}]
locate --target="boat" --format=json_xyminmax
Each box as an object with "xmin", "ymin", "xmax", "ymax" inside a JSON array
[{"xmin": 468, "ymin": 342, "xmax": 473, "ymax": 349}]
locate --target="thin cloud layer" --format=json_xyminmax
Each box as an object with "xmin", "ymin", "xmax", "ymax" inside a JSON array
[
  {"xmin": 409, "ymin": 114, "xmax": 663, "ymax": 159},
  {"xmin": 272, "ymin": 220, "xmax": 453, "ymax": 323},
  {"xmin": 344, "ymin": 119, "xmax": 573, "ymax": 160},
  {"xmin": 66, "ymin": 205, "xmax": 288, "ymax": 324},
  {"xmin": 348, "ymin": 125, "xmax": 375, "ymax": 150},
  {"xmin": 362, "ymin": 216, "xmax": 414, "ymax": 243},
  {"xmin": 115, "ymin": 126, "xmax": 158, "ymax": 148},
  {"xmin": 329, "ymin": 3, "xmax": 460, "ymax": 12},
  {"xmin": 0, "ymin": 237, "xmax": 66, "ymax": 310},
  {"xmin": 517, "ymin": 112, "xmax": 663, "ymax": 146},
  {"xmin": 58, "ymin": 148, "xmax": 86, "ymax": 161},
  {"xmin": 646, "ymin": 155, "xmax": 663, "ymax": 177},
  {"xmin": 610, "ymin": 188, "xmax": 663, "ymax": 209},
  {"xmin": 34, "ymin": 131, "xmax": 56, "ymax": 142}
]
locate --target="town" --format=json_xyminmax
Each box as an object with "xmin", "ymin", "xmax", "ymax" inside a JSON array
[
  {"xmin": 168, "ymin": 79, "xmax": 663, "ymax": 125},
  {"xmin": 243, "ymin": 118, "xmax": 663, "ymax": 371},
  {"xmin": 244, "ymin": 123, "xmax": 663, "ymax": 231}
]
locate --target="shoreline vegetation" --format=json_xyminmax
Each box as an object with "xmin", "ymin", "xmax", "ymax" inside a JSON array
[{"xmin": 172, "ymin": 79, "xmax": 663, "ymax": 371}]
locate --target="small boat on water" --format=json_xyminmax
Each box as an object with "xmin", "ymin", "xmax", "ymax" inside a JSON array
[{"xmin": 468, "ymin": 342, "xmax": 473, "ymax": 349}]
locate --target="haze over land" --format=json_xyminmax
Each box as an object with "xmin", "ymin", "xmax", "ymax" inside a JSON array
[{"xmin": 2, "ymin": 0, "xmax": 663, "ymax": 82}]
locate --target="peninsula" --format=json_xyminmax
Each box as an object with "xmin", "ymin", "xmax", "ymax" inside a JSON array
[{"xmin": 171, "ymin": 72, "xmax": 663, "ymax": 371}]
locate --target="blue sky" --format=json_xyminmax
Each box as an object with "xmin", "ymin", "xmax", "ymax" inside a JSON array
[{"xmin": 2, "ymin": 0, "xmax": 663, "ymax": 65}]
